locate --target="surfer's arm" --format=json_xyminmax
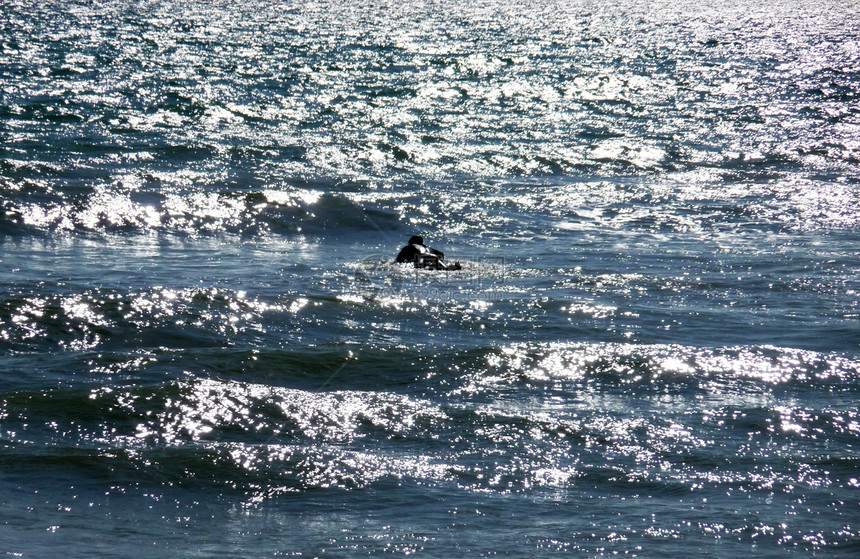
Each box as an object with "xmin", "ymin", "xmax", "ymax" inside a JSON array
[{"xmin": 396, "ymin": 246, "xmax": 416, "ymax": 263}]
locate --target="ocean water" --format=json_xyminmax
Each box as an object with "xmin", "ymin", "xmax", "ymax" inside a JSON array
[{"xmin": 1, "ymin": 0, "xmax": 859, "ymax": 556}]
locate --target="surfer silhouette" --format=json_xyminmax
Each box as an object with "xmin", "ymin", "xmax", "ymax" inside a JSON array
[{"xmin": 396, "ymin": 235, "xmax": 460, "ymax": 270}]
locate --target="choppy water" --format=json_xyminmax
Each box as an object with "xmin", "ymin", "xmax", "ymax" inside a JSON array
[{"xmin": 1, "ymin": 0, "xmax": 859, "ymax": 556}]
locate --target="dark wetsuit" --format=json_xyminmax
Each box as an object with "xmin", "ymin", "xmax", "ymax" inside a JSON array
[
  {"xmin": 396, "ymin": 243, "xmax": 444, "ymax": 265},
  {"xmin": 396, "ymin": 235, "xmax": 459, "ymax": 270}
]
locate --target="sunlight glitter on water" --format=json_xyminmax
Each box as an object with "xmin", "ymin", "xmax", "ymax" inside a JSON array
[{"xmin": 0, "ymin": 1, "xmax": 858, "ymax": 557}]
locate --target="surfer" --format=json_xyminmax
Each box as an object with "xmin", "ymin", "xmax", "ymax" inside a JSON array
[{"xmin": 396, "ymin": 235, "xmax": 460, "ymax": 270}]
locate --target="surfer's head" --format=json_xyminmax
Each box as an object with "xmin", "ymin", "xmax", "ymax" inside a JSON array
[{"xmin": 408, "ymin": 235, "xmax": 424, "ymax": 246}]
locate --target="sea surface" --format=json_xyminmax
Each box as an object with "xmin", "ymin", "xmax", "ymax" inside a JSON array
[{"xmin": 1, "ymin": 0, "xmax": 859, "ymax": 556}]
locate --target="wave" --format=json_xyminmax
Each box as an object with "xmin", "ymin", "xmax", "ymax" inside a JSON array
[
  {"xmin": 467, "ymin": 342, "xmax": 860, "ymax": 393},
  {"xmin": 0, "ymin": 187, "xmax": 402, "ymax": 236},
  {"xmin": 1, "ymin": 356, "xmax": 858, "ymax": 502}
]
